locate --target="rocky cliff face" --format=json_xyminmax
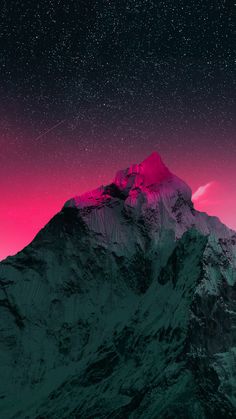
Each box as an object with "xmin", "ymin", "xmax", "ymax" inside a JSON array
[{"xmin": 0, "ymin": 152, "xmax": 236, "ymax": 418}]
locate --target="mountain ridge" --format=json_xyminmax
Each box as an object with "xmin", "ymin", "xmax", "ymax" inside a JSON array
[{"xmin": 0, "ymin": 152, "xmax": 236, "ymax": 418}]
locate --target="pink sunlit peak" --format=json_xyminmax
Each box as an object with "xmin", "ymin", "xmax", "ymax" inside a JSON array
[
  {"xmin": 65, "ymin": 151, "xmax": 192, "ymax": 211},
  {"xmin": 114, "ymin": 151, "xmax": 172, "ymax": 192}
]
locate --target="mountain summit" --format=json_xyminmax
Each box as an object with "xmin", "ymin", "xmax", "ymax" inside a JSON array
[
  {"xmin": 0, "ymin": 153, "xmax": 236, "ymax": 418},
  {"xmin": 66, "ymin": 152, "xmax": 191, "ymax": 212},
  {"xmin": 65, "ymin": 152, "xmax": 229, "ymax": 243},
  {"xmin": 114, "ymin": 152, "xmax": 172, "ymax": 190}
]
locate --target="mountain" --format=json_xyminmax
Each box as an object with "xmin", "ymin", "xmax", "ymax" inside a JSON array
[{"xmin": 0, "ymin": 152, "xmax": 236, "ymax": 419}]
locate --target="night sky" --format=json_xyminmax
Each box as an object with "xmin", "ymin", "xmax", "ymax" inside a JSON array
[{"xmin": 0, "ymin": 0, "xmax": 235, "ymax": 259}]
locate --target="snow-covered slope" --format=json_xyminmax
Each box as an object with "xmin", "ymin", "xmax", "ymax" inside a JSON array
[{"xmin": 0, "ymin": 152, "xmax": 236, "ymax": 418}]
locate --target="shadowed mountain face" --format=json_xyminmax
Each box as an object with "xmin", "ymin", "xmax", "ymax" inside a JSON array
[{"xmin": 0, "ymin": 152, "xmax": 236, "ymax": 419}]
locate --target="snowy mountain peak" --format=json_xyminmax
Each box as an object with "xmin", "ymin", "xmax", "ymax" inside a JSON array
[
  {"xmin": 65, "ymin": 152, "xmax": 191, "ymax": 211},
  {"xmin": 63, "ymin": 152, "xmax": 233, "ymax": 243},
  {"xmin": 114, "ymin": 151, "xmax": 171, "ymax": 192}
]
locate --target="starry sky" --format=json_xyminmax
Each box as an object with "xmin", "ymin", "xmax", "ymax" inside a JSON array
[{"xmin": 0, "ymin": 0, "xmax": 235, "ymax": 260}]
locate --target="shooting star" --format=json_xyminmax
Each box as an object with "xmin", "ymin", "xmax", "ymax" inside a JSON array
[{"xmin": 33, "ymin": 119, "xmax": 67, "ymax": 141}]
